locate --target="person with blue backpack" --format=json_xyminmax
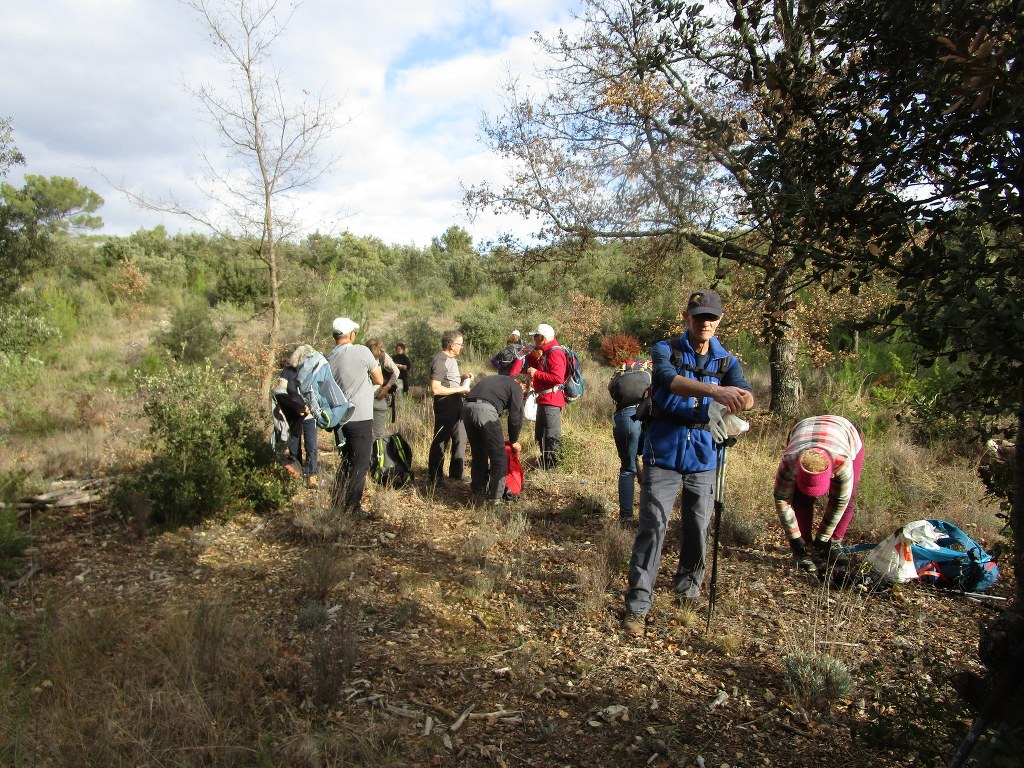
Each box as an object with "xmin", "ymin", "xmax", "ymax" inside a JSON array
[
  {"xmin": 622, "ymin": 290, "xmax": 754, "ymax": 637},
  {"xmin": 526, "ymin": 323, "xmax": 568, "ymax": 470},
  {"xmin": 327, "ymin": 317, "xmax": 383, "ymax": 520},
  {"xmin": 773, "ymin": 415, "xmax": 864, "ymax": 574},
  {"xmin": 274, "ymin": 344, "xmax": 319, "ymax": 487}
]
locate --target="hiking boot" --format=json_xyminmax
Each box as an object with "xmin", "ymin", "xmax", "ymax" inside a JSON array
[
  {"xmin": 621, "ymin": 612, "xmax": 646, "ymax": 637},
  {"xmin": 351, "ymin": 507, "xmax": 378, "ymax": 521},
  {"xmin": 306, "ymin": 475, "xmax": 318, "ymax": 489},
  {"xmin": 618, "ymin": 516, "xmax": 639, "ymax": 530}
]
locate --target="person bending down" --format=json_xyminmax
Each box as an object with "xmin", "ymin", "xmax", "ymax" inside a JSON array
[{"xmin": 773, "ymin": 414, "xmax": 864, "ymax": 573}]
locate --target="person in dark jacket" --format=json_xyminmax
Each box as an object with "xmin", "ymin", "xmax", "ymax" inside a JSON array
[
  {"xmin": 622, "ymin": 290, "xmax": 754, "ymax": 637},
  {"xmin": 608, "ymin": 358, "xmax": 652, "ymax": 524},
  {"xmin": 463, "ymin": 372, "xmax": 530, "ymax": 502},
  {"xmin": 393, "ymin": 342, "xmax": 411, "ymax": 394},
  {"xmin": 275, "ymin": 344, "xmax": 319, "ymax": 487}
]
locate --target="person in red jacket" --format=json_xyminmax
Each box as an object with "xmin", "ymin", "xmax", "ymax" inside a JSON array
[{"xmin": 526, "ymin": 323, "xmax": 567, "ymax": 469}]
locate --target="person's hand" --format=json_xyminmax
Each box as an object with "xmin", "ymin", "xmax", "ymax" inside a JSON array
[
  {"xmin": 713, "ymin": 385, "xmax": 749, "ymax": 414},
  {"xmin": 511, "ymin": 442, "xmax": 521, "ymax": 454}
]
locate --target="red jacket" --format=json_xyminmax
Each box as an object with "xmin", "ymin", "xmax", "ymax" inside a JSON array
[{"xmin": 529, "ymin": 339, "xmax": 567, "ymax": 407}]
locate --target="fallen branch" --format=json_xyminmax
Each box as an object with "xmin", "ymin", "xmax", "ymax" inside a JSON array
[
  {"xmin": 450, "ymin": 704, "xmax": 475, "ymax": 732},
  {"xmin": 409, "ymin": 697, "xmax": 458, "ymax": 721},
  {"xmin": 381, "ymin": 702, "xmax": 422, "ymax": 718},
  {"xmin": 468, "ymin": 709, "xmax": 525, "ymax": 720}
]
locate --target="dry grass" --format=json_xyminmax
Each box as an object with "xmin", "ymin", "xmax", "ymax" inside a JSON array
[
  {"xmin": 3, "ymin": 599, "xmax": 277, "ymax": 768},
  {"xmin": 299, "ymin": 545, "xmax": 349, "ymax": 602},
  {"xmin": 576, "ymin": 519, "xmax": 633, "ymax": 616}
]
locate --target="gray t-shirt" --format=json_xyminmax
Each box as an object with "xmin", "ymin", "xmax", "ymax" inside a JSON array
[
  {"xmin": 327, "ymin": 343, "xmax": 380, "ymax": 422},
  {"xmin": 430, "ymin": 351, "xmax": 462, "ymax": 394}
]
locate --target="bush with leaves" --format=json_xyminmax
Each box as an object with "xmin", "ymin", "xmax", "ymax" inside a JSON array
[
  {"xmin": 114, "ymin": 364, "xmax": 289, "ymax": 529},
  {"xmin": 0, "ymin": 470, "xmax": 32, "ymax": 572},
  {"xmin": 395, "ymin": 317, "xmax": 440, "ymax": 388},
  {"xmin": 599, "ymin": 333, "xmax": 642, "ymax": 365},
  {"xmin": 455, "ymin": 306, "xmax": 512, "ymax": 359},
  {"xmin": 157, "ymin": 298, "xmax": 221, "ymax": 364}
]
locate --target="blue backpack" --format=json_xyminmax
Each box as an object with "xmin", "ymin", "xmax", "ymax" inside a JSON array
[
  {"xmin": 556, "ymin": 346, "xmax": 584, "ymax": 402},
  {"xmin": 911, "ymin": 519, "xmax": 999, "ymax": 592},
  {"xmin": 296, "ymin": 352, "xmax": 354, "ymax": 430}
]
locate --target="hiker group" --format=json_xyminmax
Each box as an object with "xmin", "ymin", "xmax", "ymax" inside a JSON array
[
  {"xmin": 274, "ymin": 287, "xmax": 991, "ymax": 640},
  {"xmin": 272, "ymin": 319, "xmax": 578, "ymax": 518}
]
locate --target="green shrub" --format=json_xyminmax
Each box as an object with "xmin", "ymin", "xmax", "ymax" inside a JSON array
[
  {"xmin": 113, "ymin": 364, "xmax": 290, "ymax": 529},
  {"xmin": 38, "ymin": 284, "xmax": 79, "ymax": 342},
  {"xmin": 784, "ymin": 650, "xmax": 854, "ymax": 711},
  {"xmin": 157, "ymin": 298, "xmax": 221, "ymax": 364},
  {"xmin": 396, "ymin": 317, "xmax": 440, "ymax": 388},
  {"xmin": 455, "ymin": 306, "xmax": 511, "ymax": 359},
  {"xmin": 0, "ymin": 470, "xmax": 31, "ymax": 571},
  {"xmin": 0, "ymin": 306, "xmax": 61, "ymax": 357}
]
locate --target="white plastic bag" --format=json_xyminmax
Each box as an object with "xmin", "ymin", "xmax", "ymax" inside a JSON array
[
  {"xmin": 523, "ymin": 392, "xmax": 538, "ymax": 421},
  {"xmin": 708, "ymin": 401, "xmax": 750, "ymax": 443},
  {"xmin": 865, "ymin": 520, "xmax": 942, "ymax": 583}
]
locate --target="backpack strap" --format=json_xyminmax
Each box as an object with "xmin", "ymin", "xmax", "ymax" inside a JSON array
[
  {"xmin": 646, "ymin": 341, "xmax": 734, "ymax": 428},
  {"xmin": 535, "ymin": 344, "xmax": 566, "ymax": 395}
]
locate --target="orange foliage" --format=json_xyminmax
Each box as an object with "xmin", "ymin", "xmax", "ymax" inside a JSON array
[
  {"xmin": 556, "ymin": 292, "xmax": 610, "ymax": 352},
  {"xmin": 599, "ymin": 333, "xmax": 642, "ymax": 365}
]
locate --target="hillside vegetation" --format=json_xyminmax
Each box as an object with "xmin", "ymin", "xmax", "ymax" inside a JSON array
[{"xmin": 0, "ymin": 225, "xmax": 1016, "ymax": 766}]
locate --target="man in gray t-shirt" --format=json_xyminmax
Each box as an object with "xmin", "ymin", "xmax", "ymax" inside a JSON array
[
  {"xmin": 326, "ymin": 317, "xmax": 383, "ymax": 517},
  {"xmin": 427, "ymin": 329, "xmax": 472, "ymax": 484}
]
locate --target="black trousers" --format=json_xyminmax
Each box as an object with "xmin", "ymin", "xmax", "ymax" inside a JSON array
[
  {"xmin": 463, "ymin": 401, "xmax": 507, "ymax": 500},
  {"xmin": 428, "ymin": 395, "xmax": 466, "ymax": 481},
  {"xmin": 332, "ymin": 419, "xmax": 374, "ymax": 513}
]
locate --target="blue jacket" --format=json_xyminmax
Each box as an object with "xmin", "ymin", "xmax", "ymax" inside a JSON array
[{"xmin": 643, "ymin": 332, "xmax": 750, "ymax": 474}]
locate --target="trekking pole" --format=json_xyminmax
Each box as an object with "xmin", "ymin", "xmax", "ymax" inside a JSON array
[{"xmin": 706, "ymin": 436, "xmax": 736, "ymax": 635}]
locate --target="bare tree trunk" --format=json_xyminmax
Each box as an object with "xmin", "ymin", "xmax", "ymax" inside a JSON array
[
  {"xmin": 763, "ymin": 272, "xmax": 802, "ymax": 419},
  {"xmin": 768, "ymin": 324, "xmax": 801, "ymax": 419}
]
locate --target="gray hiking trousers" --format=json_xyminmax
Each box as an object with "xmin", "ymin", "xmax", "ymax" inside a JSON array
[{"xmin": 624, "ymin": 463, "xmax": 716, "ymax": 615}]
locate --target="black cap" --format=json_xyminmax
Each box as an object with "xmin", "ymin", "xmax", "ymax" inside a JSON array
[{"xmin": 686, "ymin": 289, "xmax": 723, "ymax": 317}]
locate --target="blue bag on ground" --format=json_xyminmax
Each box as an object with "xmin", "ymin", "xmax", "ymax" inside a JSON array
[{"xmin": 912, "ymin": 519, "xmax": 999, "ymax": 592}]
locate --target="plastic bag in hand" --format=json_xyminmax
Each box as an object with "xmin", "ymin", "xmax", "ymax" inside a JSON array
[{"xmin": 708, "ymin": 401, "xmax": 749, "ymax": 443}]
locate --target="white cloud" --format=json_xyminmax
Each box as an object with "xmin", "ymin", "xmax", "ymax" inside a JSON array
[{"xmin": 1, "ymin": 0, "xmax": 581, "ymax": 247}]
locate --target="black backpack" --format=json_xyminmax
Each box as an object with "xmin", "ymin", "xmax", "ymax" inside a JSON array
[
  {"xmin": 609, "ymin": 359, "xmax": 652, "ymax": 409},
  {"xmin": 491, "ymin": 344, "xmax": 519, "ymax": 375},
  {"xmin": 370, "ymin": 433, "xmax": 414, "ymax": 488}
]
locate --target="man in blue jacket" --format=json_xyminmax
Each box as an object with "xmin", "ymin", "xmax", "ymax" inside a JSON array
[{"xmin": 622, "ymin": 290, "xmax": 754, "ymax": 637}]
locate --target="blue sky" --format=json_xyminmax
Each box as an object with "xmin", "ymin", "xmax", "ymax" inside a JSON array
[{"xmin": 1, "ymin": 0, "xmax": 581, "ymax": 248}]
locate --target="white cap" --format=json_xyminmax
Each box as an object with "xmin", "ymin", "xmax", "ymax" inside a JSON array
[
  {"xmin": 529, "ymin": 323, "xmax": 555, "ymax": 341},
  {"xmin": 511, "ymin": 329, "xmax": 521, "ymax": 338},
  {"xmin": 332, "ymin": 317, "xmax": 359, "ymax": 335}
]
